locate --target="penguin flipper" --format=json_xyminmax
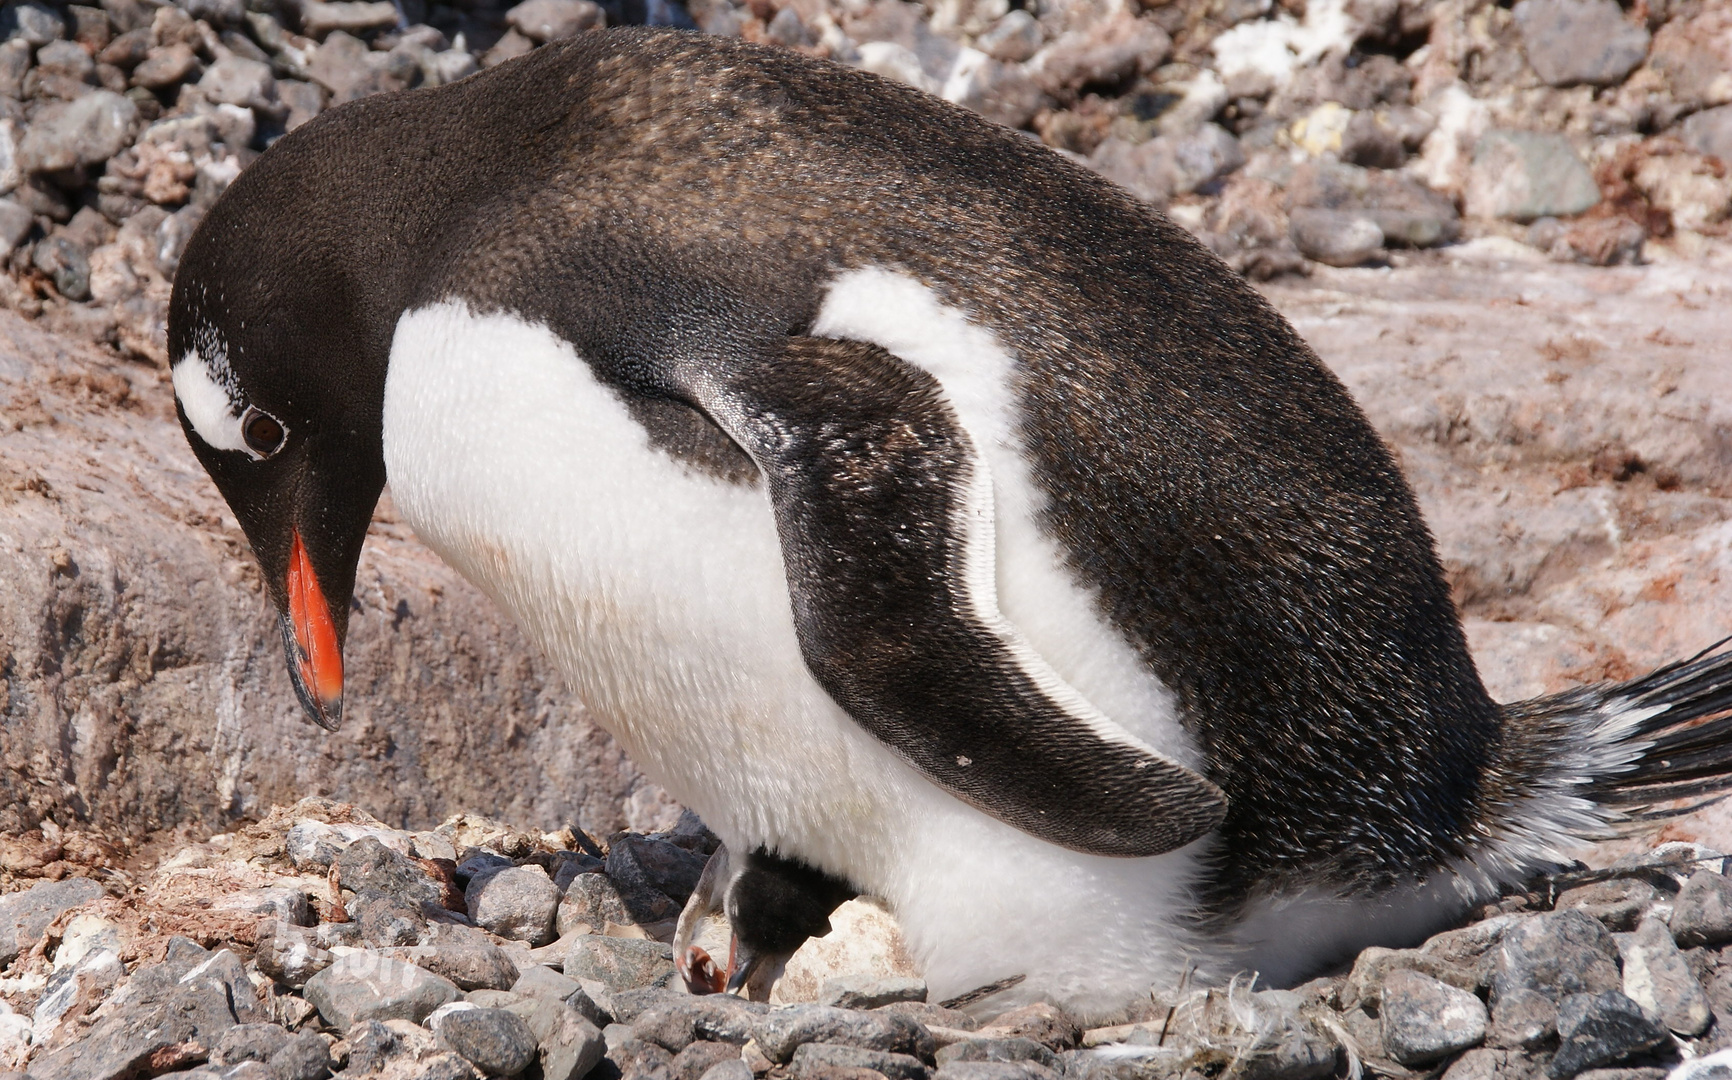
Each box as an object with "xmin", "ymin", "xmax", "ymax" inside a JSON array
[{"xmin": 694, "ymin": 336, "xmax": 1226, "ymax": 858}]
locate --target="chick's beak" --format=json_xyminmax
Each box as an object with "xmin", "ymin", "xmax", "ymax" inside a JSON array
[{"xmin": 283, "ymin": 529, "xmax": 344, "ymax": 730}]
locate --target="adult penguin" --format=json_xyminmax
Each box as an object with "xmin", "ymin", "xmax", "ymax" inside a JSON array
[{"xmin": 168, "ymin": 28, "xmax": 1732, "ymax": 1019}]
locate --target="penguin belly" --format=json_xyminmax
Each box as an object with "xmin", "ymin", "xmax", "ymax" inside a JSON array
[{"xmin": 382, "ymin": 294, "xmax": 1208, "ymax": 1016}]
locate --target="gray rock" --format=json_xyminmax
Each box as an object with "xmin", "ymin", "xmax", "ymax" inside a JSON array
[
  {"xmin": 1340, "ymin": 946, "xmax": 1481, "ymax": 1011},
  {"xmin": 267, "ymin": 1031, "xmax": 335, "ymax": 1080},
  {"xmin": 629, "ymin": 994, "xmax": 768, "ymax": 1050},
  {"xmin": 791, "ymin": 1042, "xmax": 931, "ymax": 1080},
  {"xmin": 129, "ymin": 43, "xmax": 197, "ymax": 89},
  {"xmin": 1514, "ymin": 0, "xmax": 1650, "ymax": 87},
  {"xmin": 513, "ymin": 962, "xmax": 585, "ymax": 1002},
  {"xmin": 1488, "ymin": 988, "xmax": 1558, "ymax": 1050},
  {"xmin": 468, "ymin": 864, "xmax": 561, "ymax": 945},
  {"xmin": 24, "ymin": 1004, "xmax": 199, "ymax": 1080},
  {"xmin": 975, "ymin": 1003, "xmax": 1079, "ymax": 1050},
  {"xmin": 35, "ymin": 40, "xmax": 95, "ymax": 82},
  {"xmin": 609, "ymin": 835, "xmax": 711, "ymax": 906},
  {"xmin": 303, "ymin": 952, "xmax": 462, "ymax": 1029},
  {"xmin": 0, "ymin": 36, "xmax": 27, "ymax": 95},
  {"xmin": 1289, "ymin": 208, "xmax": 1383, "ymax": 267},
  {"xmin": 934, "ymin": 1039, "xmax": 1059, "ymax": 1071},
  {"xmin": 396, "ymin": 920, "xmax": 522, "ymax": 991},
  {"xmin": 211, "ymin": 1023, "xmax": 292, "ymax": 1064},
  {"xmin": 2, "ymin": 1, "xmax": 63, "ymax": 44},
  {"xmin": 553, "ymin": 851, "xmax": 606, "ymax": 890},
  {"xmin": 1444, "ymin": 1048, "xmax": 1546, "ymax": 1080},
  {"xmin": 182, "ymin": 0, "xmax": 244, "ymax": 26},
  {"xmin": 755, "ymin": 1006, "xmax": 934, "ymax": 1065},
  {"xmin": 198, "ymin": 54, "xmax": 275, "ymax": 111},
  {"xmin": 560, "ymin": 869, "xmax": 678, "ymax": 934},
  {"xmin": 299, "ymin": 0, "xmax": 398, "ymax": 36},
  {"xmin": 1559, "ymin": 880, "xmax": 1664, "ymax": 933},
  {"xmin": 34, "ymin": 234, "xmax": 91, "ymax": 300},
  {"xmin": 1668, "ymin": 871, "xmax": 1732, "ymax": 948},
  {"xmin": 1549, "ymin": 992, "xmax": 1668, "ymax": 1078},
  {"xmin": 18, "ymin": 91, "xmax": 137, "ymax": 173},
  {"xmin": 1682, "ymin": 106, "xmax": 1732, "ymax": 166},
  {"xmin": 1465, "ymin": 130, "xmax": 1602, "ymax": 222},
  {"xmin": 976, "ymin": 10, "xmax": 1041, "ymax": 63},
  {"xmin": 308, "ymin": 30, "xmax": 412, "ymax": 104},
  {"xmin": 934, "ymin": 1065, "xmax": 1057, "ymax": 1080},
  {"xmin": 1087, "ymin": 125, "xmax": 1244, "ymax": 206},
  {"xmin": 342, "ymin": 836, "xmax": 448, "ymax": 906},
  {"xmin": 432, "ymin": 1004, "xmax": 540, "ymax": 1077},
  {"xmin": 943, "ymin": 54, "xmax": 1044, "ymax": 130},
  {"xmin": 504, "ymin": 0, "xmax": 602, "ymax": 42},
  {"xmin": 278, "ymin": 78, "xmax": 324, "ymax": 131},
  {"xmin": 701, "ymin": 1060, "xmax": 756, "ymax": 1080},
  {"xmin": 565, "ymin": 935, "xmax": 677, "ymax": 992},
  {"xmin": 1616, "ymin": 917, "xmax": 1711, "ymax": 1036},
  {"xmin": 880, "ymin": 1003, "xmax": 977, "ymax": 1032},
  {"xmin": 821, "ymin": 975, "xmax": 929, "ymax": 1010},
  {"xmin": 521, "ymin": 997, "xmax": 608, "ymax": 1080},
  {"xmin": 457, "ymin": 849, "xmax": 515, "ymax": 883},
  {"xmin": 672, "ymin": 1041, "xmax": 740, "ymax": 1080},
  {"xmin": 1381, "ymin": 969, "xmax": 1490, "ymax": 1066},
  {"xmin": 0, "ymin": 876, "xmax": 104, "ymax": 969},
  {"xmin": 1491, "ymin": 910, "xmax": 1624, "ymax": 1004},
  {"xmin": 254, "ymin": 920, "xmax": 335, "ymax": 987}
]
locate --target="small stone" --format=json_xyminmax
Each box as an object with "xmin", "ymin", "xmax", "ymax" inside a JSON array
[
  {"xmin": 513, "ymin": 962, "xmax": 586, "ymax": 1003},
  {"xmin": 879, "ymin": 1004, "xmax": 977, "ymax": 1033},
  {"xmin": 431, "ymin": 1003, "xmax": 539, "ymax": 1077},
  {"xmin": 482, "ymin": 27, "xmax": 536, "ymax": 67},
  {"xmin": 129, "ymin": 43, "xmax": 197, "ymax": 89},
  {"xmin": 934, "ymin": 1039, "xmax": 1059, "ymax": 1071},
  {"xmin": 1491, "ymin": 910, "xmax": 1623, "ymax": 1004},
  {"xmin": 504, "ymin": 0, "xmax": 602, "ymax": 41},
  {"xmin": 629, "ymin": 994, "xmax": 768, "ymax": 1051},
  {"xmin": 35, "ymin": 40, "xmax": 94, "ymax": 82},
  {"xmin": 1669, "ymin": 871, "xmax": 1732, "ymax": 948},
  {"xmin": 0, "ymin": 877, "xmax": 104, "ymax": 970},
  {"xmin": 561, "ymin": 872, "xmax": 677, "ymax": 936},
  {"xmin": 1559, "ymin": 881, "xmax": 1663, "ymax": 933},
  {"xmin": 822, "ymin": 976, "xmax": 928, "ymax": 1010},
  {"xmin": 1027, "ymin": 14, "xmax": 1168, "ymax": 96},
  {"xmin": 299, "ymin": 0, "xmax": 399, "ymax": 36},
  {"xmin": 394, "ymin": 920, "xmax": 522, "ymax": 990},
  {"xmin": 1616, "ymin": 917, "xmax": 1711, "ymax": 1036},
  {"xmin": 0, "ymin": 196, "xmax": 30, "ymax": 257},
  {"xmin": 1, "ymin": 1, "xmax": 63, "ymax": 44},
  {"xmin": 1549, "ymin": 217, "xmax": 1646, "ymax": 266},
  {"xmin": 1549, "ymin": 992, "xmax": 1668, "ymax": 1078},
  {"xmin": 34, "ymin": 235, "xmax": 91, "ymax": 300},
  {"xmin": 703, "ymin": 1060, "xmax": 757, "ymax": 1080},
  {"xmin": 268, "ymin": 1031, "xmax": 336, "ymax": 1080},
  {"xmin": 756, "ymin": 1006, "xmax": 935, "ymax": 1065},
  {"xmin": 1289, "ymin": 208, "xmax": 1383, "ymax": 267},
  {"xmin": 1444, "ymin": 1048, "xmax": 1542, "ymax": 1080},
  {"xmin": 674, "ymin": 1040, "xmax": 741, "ymax": 1080},
  {"xmin": 1381, "ymin": 969, "xmax": 1490, "ymax": 1066},
  {"xmin": 1682, "ymin": 106, "xmax": 1732, "ymax": 166},
  {"xmin": 254, "ymin": 920, "xmax": 335, "ymax": 987},
  {"xmin": 308, "ymin": 30, "xmax": 413, "ymax": 103},
  {"xmin": 521, "ymin": 996, "xmax": 607, "ymax": 1080},
  {"xmin": 942, "ymin": 50, "xmax": 1043, "ymax": 130},
  {"xmin": 1514, "ymin": 0, "xmax": 1650, "ymax": 88},
  {"xmin": 609, "ymin": 836, "xmax": 711, "ymax": 906},
  {"xmin": 1465, "ymin": 130, "xmax": 1601, "ymax": 222},
  {"xmin": 934, "ymin": 1065, "xmax": 1055, "ymax": 1080},
  {"xmin": 791, "ymin": 1043, "xmax": 931, "ymax": 1080},
  {"xmin": 565, "ymin": 935, "xmax": 677, "ymax": 992},
  {"xmin": 198, "ymin": 54, "xmax": 276, "ymax": 111},
  {"xmin": 96, "ymin": 25, "xmax": 148, "ymax": 67},
  {"xmin": 469, "ymin": 864, "xmax": 561, "ymax": 946},
  {"xmin": 1487, "ymin": 988, "xmax": 1558, "ymax": 1050},
  {"xmin": 277, "ymin": 79, "xmax": 325, "ymax": 131},
  {"xmin": 976, "ymin": 10, "xmax": 1041, "ymax": 63},
  {"xmin": 303, "ymin": 952, "xmax": 462, "ymax": 1029},
  {"xmin": 976, "ymin": 1004, "xmax": 1078, "ymax": 1050},
  {"xmin": 1340, "ymin": 946, "xmax": 1480, "ymax": 1011},
  {"xmin": 211, "ymin": 1023, "xmax": 292, "ymax": 1064}
]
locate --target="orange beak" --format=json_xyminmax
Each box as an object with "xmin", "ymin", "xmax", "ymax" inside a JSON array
[{"xmin": 285, "ymin": 530, "xmax": 344, "ymax": 730}]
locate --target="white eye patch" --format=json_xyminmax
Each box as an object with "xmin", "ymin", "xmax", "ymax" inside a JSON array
[{"xmin": 172, "ymin": 350, "xmax": 249, "ymax": 453}]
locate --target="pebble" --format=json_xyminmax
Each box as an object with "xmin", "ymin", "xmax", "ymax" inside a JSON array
[
  {"xmin": 1491, "ymin": 910, "xmax": 1623, "ymax": 1003},
  {"xmin": 17, "ymin": 90, "xmax": 136, "ymax": 174},
  {"xmin": 1616, "ymin": 916, "xmax": 1711, "ymax": 1036},
  {"xmin": 702, "ymin": 1059, "xmax": 757, "ymax": 1080},
  {"xmin": 1549, "ymin": 992, "xmax": 1669, "ymax": 1078},
  {"xmin": 1465, "ymin": 130, "xmax": 1602, "ymax": 222},
  {"xmin": 1288, "ymin": 208, "xmax": 1383, "ymax": 266},
  {"xmin": 1668, "ymin": 870, "xmax": 1732, "ymax": 948},
  {"xmin": 430, "ymin": 1002, "xmax": 540, "ymax": 1077},
  {"xmin": 609, "ymin": 834, "xmax": 711, "ymax": 906},
  {"xmin": 0, "ymin": 876, "xmax": 104, "ymax": 969},
  {"xmin": 565, "ymin": 934, "xmax": 678, "ymax": 992},
  {"xmin": 468, "ymin": 863, "xmax": 562, "ymax": 945},
  {"xmin": 974, "ymin": 1004, "xmax": 1079, "ymax": 1051},
  {"xmin": 210, "ymin": 1025, "xmax": 334, "ymax": 1080},
  {"xmin": 673, "ymin": 1039, "xmax": 741, "ymax": 1080},
  {"xmin": 1513, "ymin": 0, "xmax": 1651, "ymax": 88},
  {"xmin": 1681, "ymin": 106, "xmax": 1732, "ymax": 166},
  {"xmin": 302, "ymin": 952, "xmax": 462, "ymax": 1029},
  {"xmin": 522, "ymin": 996, "xmax": 608, "ymax": 1080},
  {"xmin": 198, "ymin": 54, "xmax": 276, "ymax": 111},
  {"xmin": 2, "ymin": 1, "xmax": 64, "ymax": 45},
  {"xmin": 791, "ymin": 1042, "xmax": 932, "ymax": 1080},
  {"xmin": 1380, "ymin": 969, "xmax": 1489, "ymax": 1066},
  {"xmin": 1487, "ymin": 987, "xmax": 1558, "ymax": 1050},
  {"xmin": 756, "ymin": 1005, "xmax": 936, "ymax": 1064},
  {"xmin": 505, "ymin": 0, "xmax": 604, "ymax": 41},
  {"xmin": 561, "ymin": 871, "xmax": 677, "ymax": 935},
  {"xmin": 395, "ymin": 919, "xmax": 523, "ymax": 990},
  {"xmin": 935, "ymin": 1064, "xmax": 1056, "ymax": 1080},
  {"xmin": 1340, "ymin": 945, "xmax": 1479, "ymax": 1010},
  {"xmin": 130, "ymin": 43, "xmax": 197, "ymax": 90},
  {"xmin": 934, "ymin": 1038, "xmax": 1059, "ymax": 1071},
  {"xmin": 821, "ymin": 975, "xmax": 929, "ymax": 1010}
]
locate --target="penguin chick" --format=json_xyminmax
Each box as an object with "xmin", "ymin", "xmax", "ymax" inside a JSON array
[
  {"xmin": 166, "ymin": 28, "xmax": 1732, "ymax": 1019},
  {"xmin": 675, "ymin": 844, "xmax": 859, "ymax": 1001}
]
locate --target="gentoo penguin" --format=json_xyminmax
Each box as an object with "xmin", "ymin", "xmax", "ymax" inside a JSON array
[{"xmin": 168, "ymin": 28, "xmax": 1732, "ymax": 1019}]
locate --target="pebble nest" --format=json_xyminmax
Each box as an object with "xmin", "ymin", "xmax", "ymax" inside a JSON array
[{"xmin": 3, "ymin": 798, "xmax": 1732, "ymax": 1080}]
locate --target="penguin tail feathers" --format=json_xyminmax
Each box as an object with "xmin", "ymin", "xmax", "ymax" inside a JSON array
[{"xmin": 1484, "ymin": 636, "xmax": 1732, "ymax": 869}]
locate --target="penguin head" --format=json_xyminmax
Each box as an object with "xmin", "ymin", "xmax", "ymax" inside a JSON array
[
  {"xmin": 723, "ymin": 849, "xmax": 858, "ymax": 996},
  {"xmin": 166, "ymin": 167, "xmax": 393, "ymax": 732}
]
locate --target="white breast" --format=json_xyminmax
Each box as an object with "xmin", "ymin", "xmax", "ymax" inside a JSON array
[{"xmin": 381, "ymin": 281, "xmax": 1211, "ymax": 1017}]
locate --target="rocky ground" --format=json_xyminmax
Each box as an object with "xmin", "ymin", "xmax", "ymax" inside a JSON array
[{"xmin": 8, "ymin": 799, "xmax": 1732, "ymax": 1080}]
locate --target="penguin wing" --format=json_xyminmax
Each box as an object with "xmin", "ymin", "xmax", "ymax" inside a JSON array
[{"xmin": 693, "ymin": 336, "xmax": 1226, "ymax": 857}]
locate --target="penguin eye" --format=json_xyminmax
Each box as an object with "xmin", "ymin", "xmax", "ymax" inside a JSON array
[{"xmin": 241, "ymin": 407, "xmax": 287, "ymax": 458}]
